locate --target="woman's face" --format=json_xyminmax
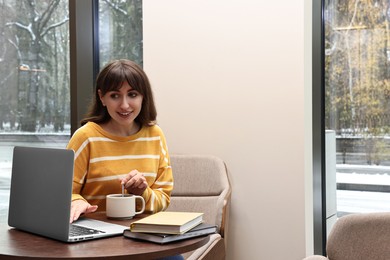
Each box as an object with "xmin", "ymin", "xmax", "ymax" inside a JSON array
[{"xmin": 98, "ymin": 82, "xmax": 143, "ymax": 130}]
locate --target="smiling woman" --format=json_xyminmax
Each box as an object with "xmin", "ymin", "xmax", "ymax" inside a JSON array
[
  {"xmin": 67, "ymin": 59, "xmax": 173, "ymax": 223},
  {"xmin": 81, "ymin": 59, "xmax": 156, "ymax": 129},
  {"xmin": 98, "ymin": 82, "xmax": 144, "ymax": 136}
]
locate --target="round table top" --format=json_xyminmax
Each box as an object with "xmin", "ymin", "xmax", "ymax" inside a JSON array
[{"xmin": 0, "ymin": 213, "xmax": 210, "ymax": 260}]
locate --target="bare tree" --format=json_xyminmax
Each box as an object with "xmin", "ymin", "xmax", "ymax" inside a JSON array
[
  {"xmin": 5, "ymin": 0, "xmax": 68, "ymax": 132},
  {"xmin": 326, "ymin": 0, "xmax": 390, "ymax": 164}
]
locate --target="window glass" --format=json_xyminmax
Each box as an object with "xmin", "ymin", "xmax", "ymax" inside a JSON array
[
  {"xmin": 0, "ymin": 0, "xmax": 70, "ymax": 219},
  {"xmin": 325, "ymin": 0, "xmax": 390, "ymax": 232},
  {"xmin": 0, "ymin": 0, "xmax": 143, "ymax": 221},
  {"xmin": 98, "ymin": 0, "xmax": 143, "ymax": 67}
]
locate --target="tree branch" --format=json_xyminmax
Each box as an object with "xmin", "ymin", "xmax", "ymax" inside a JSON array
[
  {"xmin": 103, "ymin": 0, "xmax": 128, "ymax": 15},
  {"xmin": 39, "ymin": 0, "xmax": 61, "ymax": 33},
  {"xmin": 7, "ymin": 37, "xmax": 23, "ymax": 62},
  {"xmin": 6, "ymin": 22, "xmax": 36, "ymax": 41},
  {"xmin": 40, "ymin": 17, "xmax": 69, "ymax": 38}
]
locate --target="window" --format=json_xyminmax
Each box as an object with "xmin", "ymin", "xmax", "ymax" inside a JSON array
[
  {"xmin": 0, "ymin": 0, "xmax": 70, "ymax": 219},
  {"xmin": 98, "ymin": 0, "xmax": 143, "ymax": 68},
  {"xmin": 313, "ymin": 0, "xmax": 390, "ymax": 254},
  {"xmin": 0, "ymin": 0, "xmax": 144, "ymax": 221}
]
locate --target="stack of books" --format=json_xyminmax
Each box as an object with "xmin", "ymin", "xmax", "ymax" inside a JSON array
[{"xmin": 123, "ymin": 211, "xmax": 217, "ymax": 244}]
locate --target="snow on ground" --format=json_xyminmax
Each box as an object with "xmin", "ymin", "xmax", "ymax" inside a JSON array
[
  {"xmin": 337, "ymin": 190, "xmax": 390, "ymax": 213},
  {"xmin": 0, "ymin": 161, "xmax": 11, "ymax": 220},
  {"xmin": 336, "ymin": 164, "xmax": 390, "ymax": 213},
  {"xmin": 337, "ymin": 172, "xmax": 390, "ymax": 185}
]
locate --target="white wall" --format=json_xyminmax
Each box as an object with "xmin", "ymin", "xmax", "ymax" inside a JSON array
[
  {"xmin": 304, "ymin": 0, "xmax": 314, "ymax": 257},
  {"xmin": 143, "ymin": 1, "xmax": 312, "ymax": 259}
]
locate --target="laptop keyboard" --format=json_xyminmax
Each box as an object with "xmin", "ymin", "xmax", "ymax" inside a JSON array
[{"xmin": 69, "ymin": 224, "xmax": 105, "ymax": 237}]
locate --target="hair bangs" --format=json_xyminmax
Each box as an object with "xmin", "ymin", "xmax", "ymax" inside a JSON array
[
  {"xmin": 122, "ymin": 64, "xmax": 146, "ymax": 95},
  {"xmin": 100, "ymin": 62, "xmax": 146, "ymax": 95}
]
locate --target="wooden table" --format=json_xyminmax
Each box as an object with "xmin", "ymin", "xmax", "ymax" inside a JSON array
[{"xmin": 0, "ymin": 212, "xmax": 210, "ymax": 260}]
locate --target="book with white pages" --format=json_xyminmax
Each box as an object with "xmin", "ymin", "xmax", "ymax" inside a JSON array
[
  {"xmin": 124, "ymin": 223, "xmax": 217, "ymax": 244},
  {"xmin": 130, "ymin": 211, "xmax": 204, "ymax": 234}
]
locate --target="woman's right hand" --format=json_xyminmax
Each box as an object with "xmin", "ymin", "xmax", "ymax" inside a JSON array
[{"xmin": 70, "ymin": 199, "xmax": 98, "ymax": 223}]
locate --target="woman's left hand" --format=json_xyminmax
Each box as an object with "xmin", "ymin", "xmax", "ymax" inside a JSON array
[{"xmin": 120, "ymin": 169, "xmax": 148, "ymax": 195}]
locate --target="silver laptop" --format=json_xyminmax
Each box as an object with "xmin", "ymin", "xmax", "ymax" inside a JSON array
[{"xmin": 8, "ymin": 146, "xmax": 126, "ymax": 242}]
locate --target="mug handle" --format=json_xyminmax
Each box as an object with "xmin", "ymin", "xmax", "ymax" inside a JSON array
[{"xmin": 135, "ymin": 195, "xmax": 145, "ymax": 214}]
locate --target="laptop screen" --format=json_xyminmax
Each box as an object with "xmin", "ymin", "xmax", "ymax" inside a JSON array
[{"xmin": 8, "ymin": 146, "xmax": 74, "ymax": 241}]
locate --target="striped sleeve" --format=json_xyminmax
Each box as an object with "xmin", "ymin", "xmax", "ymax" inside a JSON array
[
  {"xmin": 66, "ymin": 127, "xmax": 90, "ymax": 203},
  {"xmin": 141, "ymin": 126, "xmax": 173, "ymax": 213}
]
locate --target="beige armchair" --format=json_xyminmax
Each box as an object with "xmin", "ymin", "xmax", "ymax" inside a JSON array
[
  {"xmin": 167, "ymin": 154, "xmax": 231, "ymax": 260},
  {"xmin": 303, "ymin": 212, "xmax": 390, "ymax": 260}
]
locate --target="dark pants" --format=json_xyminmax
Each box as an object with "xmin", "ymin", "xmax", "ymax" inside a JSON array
[{"xmin": 158, "ymin": 255, "xmax": 184, "ymax": 260}]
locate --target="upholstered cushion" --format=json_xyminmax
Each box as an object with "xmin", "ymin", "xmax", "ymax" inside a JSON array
[
  {"xmin": 327, "ymin": 212, "xmax": 390, "ymax": 260},
  {"xmin": 167, "ymin": 154, "xmax": 231, "ymax": 260},
  {"xmin": 168, "ymin": 154, "xmax": 230, "ymax": 231},
  {"xmin": 303, "ymin": 212, "xmax": 390, "ymax": 260},
  {"xmin": 168, "ymin": 197, "xmax": 221, "ymax": 233},
  {"xmin": 170, "ymin": 154, "xmax": 229, "ymax": 196}
]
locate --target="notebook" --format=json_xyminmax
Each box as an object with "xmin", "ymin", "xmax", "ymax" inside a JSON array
[
  {"xmin": 130, "ymin": 211, "xmax": 204, "ymax": 234},
  {"xmin": 8, "ymin": 146, "xmax": 127, "ymax": 242},
  {"xmin": 124, "ymin": 223, "xmax": 217, "ymax": 244}
]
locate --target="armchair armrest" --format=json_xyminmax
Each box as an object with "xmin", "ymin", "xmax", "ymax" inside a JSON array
[{"xmin": 219, "ymin": 188, "xmax": 231, "ymax": 238}]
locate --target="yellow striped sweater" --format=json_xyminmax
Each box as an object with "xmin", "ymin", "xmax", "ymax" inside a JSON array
[{"xmin": 66, "ymin": 122, "xmax": 173, "ymax": 213}]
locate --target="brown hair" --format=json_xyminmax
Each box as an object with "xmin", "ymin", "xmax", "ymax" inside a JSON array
[{"xmin": 81, "ymin": 59, "xmax": 157, "ymax": 126}]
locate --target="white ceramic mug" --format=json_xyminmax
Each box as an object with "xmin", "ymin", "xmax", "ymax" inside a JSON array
[{"xmin": 106, "ymin": 194, "xmax": 145, "ymax": 219}]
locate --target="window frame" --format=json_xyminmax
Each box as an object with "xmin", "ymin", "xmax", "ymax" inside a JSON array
[
  {"xmin": 69, "ymin": 0, "xmax": 98, "ymax": 135},
  {"xmin": 312, "ymin": 0, "xmax": 327, "ymax": 255}
]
